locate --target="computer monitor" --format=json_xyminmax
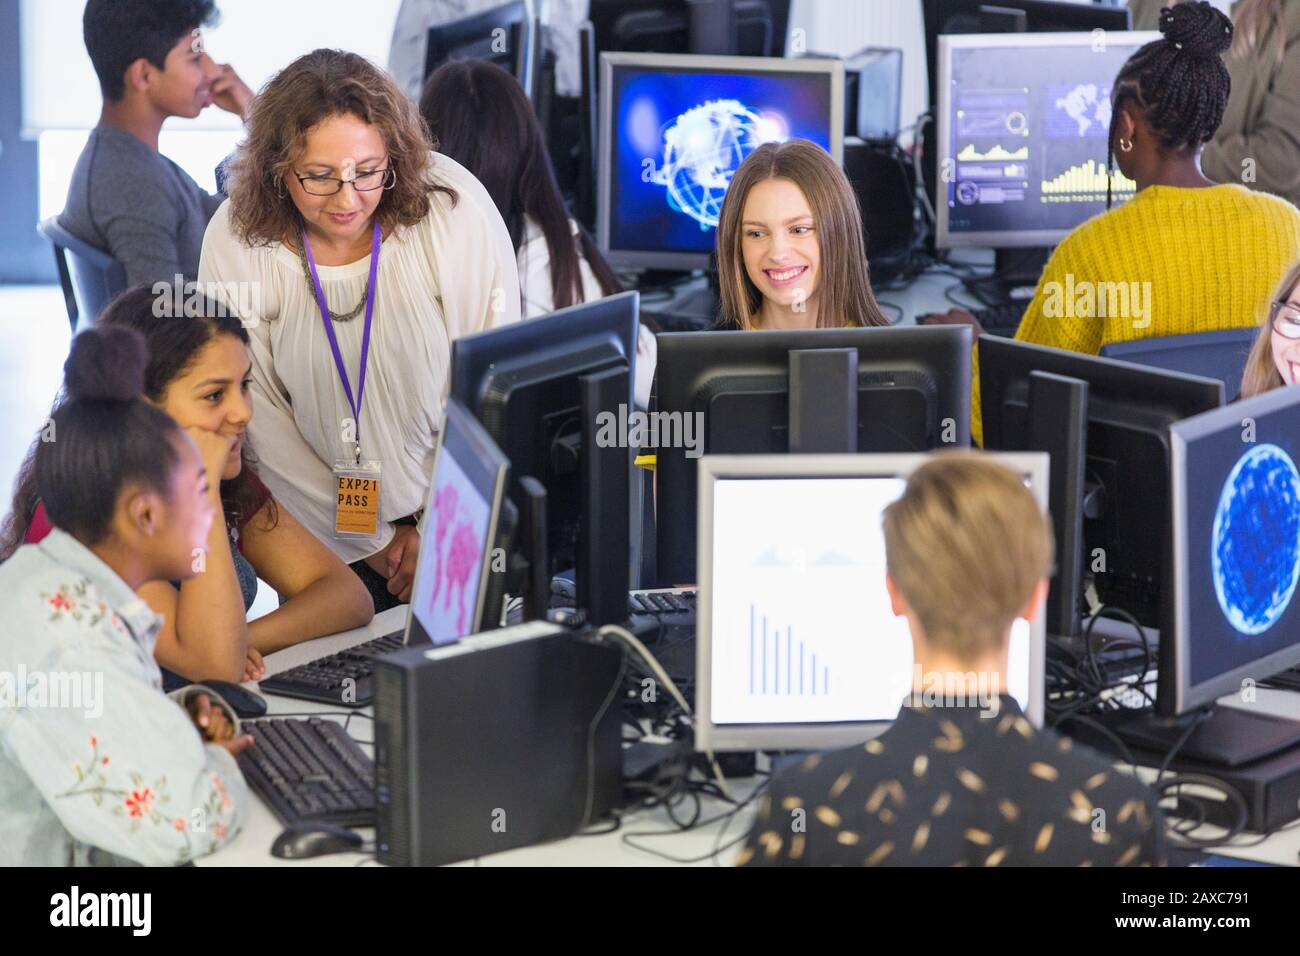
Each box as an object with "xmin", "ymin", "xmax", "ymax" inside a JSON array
[
  {"xmin": 450, "ymin": 291, "xmax": 640, "ymax": 625},
  {"xmin": 590, "ymin": 0, "xmax": 791, "ymax": 58},
  {"xmin": 919, "ymin": 0, "xmax": 1133, "ymax": 214},
  {"xmin": 979, "ymin": 336, "xmax": 1225, "ymax": 637},
  {"xmin": 1109, "ymin": 386, "xmax": 1300, "ymax": 767},
  {"xmin": 424, "ymin": 1, "xmax": 539, "ymax": 99},
  {"xmin": 655, "ymin": 325, "xmax": 973, "ymax": 585},
  {"xmin": 936, "ymin": 31, "xmax": 1158, "ymax": 249},
  {"xmin": 597, "ymin": 52, "xmax": 844, "ymax": 271},
  {"xmin": 405, "ymin": 399, "xmax": 510, "ymax": 647},
  {"xmin": 801, "ymin": 47, "xmax": 903, "ymax": 143},
  {"xmin": 1100, "ymin": 328, "xmax": 1258, "ymax": 403},
  {"xmin": 694, "ymin": 451, "xmax": 1049, "ymax": 752}
]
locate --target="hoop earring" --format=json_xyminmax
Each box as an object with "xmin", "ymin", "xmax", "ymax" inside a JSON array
[
  {"xmin": 1118, "ymin": 137, "xmax": 1134, "ymax": 153},
  {"xmin": 275, "ymin": 178, "xmax": 287, "ymax": 199}
]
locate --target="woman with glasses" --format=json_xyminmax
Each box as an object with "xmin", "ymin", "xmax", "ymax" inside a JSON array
[
  {"xmin": 198, "ymin": 49, "xmax": 520, "ymax": 611},
  {"xmin": 1241, "ymin": 262, "xmax": 1300, "ymax": 398}
]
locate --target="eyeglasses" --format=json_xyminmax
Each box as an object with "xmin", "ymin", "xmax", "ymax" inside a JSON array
[
  {"xmin": 292, "ymin": 167, "xmax": 396, "ymax": 196},
  {"xmin": 1271, "ymin": 300, "xmax": 1300, "ymax": 340}
]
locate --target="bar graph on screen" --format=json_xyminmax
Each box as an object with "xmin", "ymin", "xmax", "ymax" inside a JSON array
[{"xmin": 747, "ymin": 603, "xmax": 831, "ymax": 697}]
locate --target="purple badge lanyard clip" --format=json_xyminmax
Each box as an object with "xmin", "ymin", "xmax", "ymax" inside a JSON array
[{"xmin": 301, "ymin": 219, "xmax": 381, "ymax": 466}]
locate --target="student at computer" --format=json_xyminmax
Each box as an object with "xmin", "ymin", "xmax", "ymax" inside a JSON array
[
  {"xmin": 951, "ymin": 1, "xmax": 1300, "ymax": 444},
  {"xmin": 1130, "ymin": 0, "xmax": 1300, "ymax": 207},
  {"xmin": 0, "ymin": 287, "xmax": 375, "ymax": 684},
  {"xmin": 1241, "ymin": 259, "xmax": 1300, "ymax": 397},
  {"xmin": 419, "ymin": 58, "xmax": 657, "ymax": 407},
  {"xmin": 737, "ymin": 453, "xmax": 1166, "ymax": 867},
  {"xmin": 714, "ymin": 139, "xmax": 890, "ymax": 331},
  {"xmin": 0, "ymin": 325, "xmax": 250, "ymax": 866},
  {"xmin": 198, "ymin": 49, "xmax": 521, "ymax": 611},
  {"xmin": 62, "ymin": 0, "xmax": 253, "ymax": 288}
]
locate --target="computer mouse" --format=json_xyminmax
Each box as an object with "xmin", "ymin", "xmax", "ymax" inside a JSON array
[
  {"xmin": 198, "ymin": 680, "xmax": 268, "ymax": 719},
  {"xmin": 271, "ymin": 822, "xmax": 365, "ymax": 860}
]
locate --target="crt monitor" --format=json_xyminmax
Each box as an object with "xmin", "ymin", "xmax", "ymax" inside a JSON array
[
  {"xmin": 423, "ymin": 1, "xmax": 539, "ymax": 98},
  {"xmin": 590, "ymin": 0, "xmax": 791, "ymax": 58},
  {"xmin": 1168, "ymin": 386, "xmax": 1300, "ymax": 714},
  {"xmin": 694, "ymin": 451, "xmax": 1048, "ymax": 753},
  {"xmin": 405, "ymin": 399, "xmax": 510, "ymax": 646},
  {"xmin": 936, "ymin": 31, "xmax": 1159, "ymax": 249},
  {"xmin": 979, "ymin": 336, "xmax": 1224, "ymax": 635},
  {"xmin": 655, "ymin": 325, "xmax": 973, "ymax": 585},
  {"xmin": 597, "ymin": 52, "xmax": 844, "ymax": 271},
  {"xmin": 449, "ymin": 291, "xmax": 639, "ymax": 623}
]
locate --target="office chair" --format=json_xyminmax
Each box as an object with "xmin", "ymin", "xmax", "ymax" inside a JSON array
[
  {"xmin": 1100, "ymin": 328, "xmax": 1258, "ymax": 401},
  {"xmin": 37, "ymin": 217, "xmax": 127, "ymax": 333}
]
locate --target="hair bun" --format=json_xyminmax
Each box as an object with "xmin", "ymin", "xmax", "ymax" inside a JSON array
[
  {"xmin": 1160, "ymin": 1, "xmax": 1232, "ymax": 58},
  {"xmin": 63, "ymin": 325, "xmax": 147, "ymax": 403}
]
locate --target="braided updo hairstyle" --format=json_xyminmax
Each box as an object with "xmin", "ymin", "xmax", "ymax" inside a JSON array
[{"xmin": 1106, "ymin": 1, "xmax": 1233, "ymax": 207}]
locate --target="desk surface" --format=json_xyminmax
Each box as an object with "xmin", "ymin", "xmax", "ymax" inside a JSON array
[{"xmin": 203, "ymin": 605, "xmax": 1300, "ymax": 867}]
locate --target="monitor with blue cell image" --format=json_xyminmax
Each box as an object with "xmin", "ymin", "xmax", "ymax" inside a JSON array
[{"xmin": 597, "ymin": 52, "xmax": 843, "ymax": 270}]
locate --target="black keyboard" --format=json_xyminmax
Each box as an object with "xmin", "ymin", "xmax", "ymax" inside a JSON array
[
  {"xmin": 628, "ymin": 588, "xmax": 697, "ymax": 616},
  {"xmin": 973, "ymin": 303, "xmax": 1026, "ymax": 335},
  {"xmin": 237, "ymin": 717, "xmax": 376, "ymax": 827},
  {"xmin": 258, "ymin": 630, "xmax": 405, "ymax": 707}
]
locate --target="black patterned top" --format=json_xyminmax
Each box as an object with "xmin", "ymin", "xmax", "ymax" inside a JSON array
[{"xmin": 737, "ymin": 695, "xmax": 1165, "ymax": 867}]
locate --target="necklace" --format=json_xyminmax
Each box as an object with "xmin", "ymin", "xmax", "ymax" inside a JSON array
[{"xmin": 295, "ymin": 236, "xmax": 369, "ymax": 323}]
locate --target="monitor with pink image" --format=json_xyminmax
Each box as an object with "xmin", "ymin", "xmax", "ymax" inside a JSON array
[{"xmin": 406, "ymin": 400, "xmax": 510, "ymax": 647}]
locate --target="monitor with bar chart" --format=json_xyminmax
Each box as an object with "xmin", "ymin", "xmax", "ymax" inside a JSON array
[
  {"xmin": 694, "ymin": 453, "xmax": 1048, "ymax": 752},
  {"xmin": 936, "ymin": 31, "xmax": 1159, "ymax": 249}
]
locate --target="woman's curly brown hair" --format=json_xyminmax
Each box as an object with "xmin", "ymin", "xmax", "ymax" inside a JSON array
[{"xmin": 226, "ymin": 48, "xmax": 453, "ymax": 247}]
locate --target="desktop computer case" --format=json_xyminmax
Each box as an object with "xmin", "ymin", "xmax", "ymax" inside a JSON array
[{"xmin": 373, "ymin": 627, "xmax": 623, "ymax": 866}]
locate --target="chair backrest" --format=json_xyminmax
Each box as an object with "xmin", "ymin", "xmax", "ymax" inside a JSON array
[
  {"xmin": 37, "ymin": 216, "xmax": 128, "ymax": 332},
  {"xmin": 1100, "ymin": 328, "xmax": 1258, "ymax": 401}
]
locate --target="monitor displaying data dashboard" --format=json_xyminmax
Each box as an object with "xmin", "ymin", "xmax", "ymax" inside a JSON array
[
  {"xmin": 694, "ymin": 453, "xmax": 1048, "ymax": 753},
  {"xmin": 597, "ymin": 52, "xmax": 843, "ymax": 270},
  {"xmin": 936, "ymin": 31, "xmax": 1160, "ymax": 249}
]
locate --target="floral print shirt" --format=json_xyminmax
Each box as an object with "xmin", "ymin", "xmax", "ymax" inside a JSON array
[{"xmin": 0, "ymin": 529, "xmax": 248, "ymax": 865}]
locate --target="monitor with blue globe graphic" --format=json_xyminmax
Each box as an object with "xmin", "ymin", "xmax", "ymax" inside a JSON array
[
  {"xmin": 1170, "ymin": 387, "xmax": 1300, "ymax": 709},
  {"xmin": 598, "ymin": 53, "xmax": 842, "ymax": 270}
]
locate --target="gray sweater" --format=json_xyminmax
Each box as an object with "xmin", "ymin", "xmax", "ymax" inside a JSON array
[{"xmin": 60, "ymin": 125, "xmax": 225, "ymax": 288}]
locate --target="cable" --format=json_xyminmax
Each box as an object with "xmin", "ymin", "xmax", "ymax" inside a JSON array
[
  {"xmin": 1154, "ymin": 772, "xmax": 1250, "ymax": 849},
  {"xmin": 1156, "ymin": 707, "xmax": 1213, "ymax": 786}
]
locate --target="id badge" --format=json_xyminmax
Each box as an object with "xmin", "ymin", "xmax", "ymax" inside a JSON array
[{"xmin": 333, "ymin": 459, "xmax": 382, "ymax": 538}]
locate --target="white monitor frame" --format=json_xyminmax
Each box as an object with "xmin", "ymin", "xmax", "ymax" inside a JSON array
[
  {"xmin": 597, "ymin": 51, "xmax": 844, "ymax": 271},
  {"xmin": 695, "ymin": 452, "xmax": 1049, "ymax": 752}
]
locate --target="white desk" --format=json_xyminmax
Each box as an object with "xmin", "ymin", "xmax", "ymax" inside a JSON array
[{"xmin": 202, "ymin": 605, "xmax": 1300, "ymax": 867}]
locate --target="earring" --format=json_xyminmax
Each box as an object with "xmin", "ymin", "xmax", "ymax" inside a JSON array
[
  {"xmin": 275, "ymin": 178, "xmax": 287, "ymax": 199},
  {"xmin": 1118, "ymin": 137, "xmax": 1134, "ymax": 153}
]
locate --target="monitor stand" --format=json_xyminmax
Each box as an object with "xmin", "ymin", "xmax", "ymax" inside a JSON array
[
  {"xmin": 968, "ymin": 247, "xmax": 1050, "ymax": 308},
  {"xmin": 1113, "ymin": 705, "xmax": 1300, "ymax": 768}
]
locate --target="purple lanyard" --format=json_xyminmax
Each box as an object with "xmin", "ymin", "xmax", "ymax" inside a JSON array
[{"xmin": 301, "ymin": 219, "xmax": 381, "ymax": 463}]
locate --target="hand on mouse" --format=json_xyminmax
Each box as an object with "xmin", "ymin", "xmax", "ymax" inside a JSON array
[
  {"xmin": 185, "ymin": 691, "xmax": 238, "ymax": 743},
  {"xmin": 918, "ymin": 308, "xmax": 984, "ymax": 336}
]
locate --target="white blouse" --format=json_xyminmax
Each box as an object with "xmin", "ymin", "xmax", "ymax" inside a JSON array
[{"xmin": 198, "ymin": 152, "xmax": 522, "ymax": 564}]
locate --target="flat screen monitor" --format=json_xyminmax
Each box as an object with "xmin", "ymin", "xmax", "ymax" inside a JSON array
[
  {"xmin": 406, "ymin": 399, "xmax": 510, "ymax": 646},
  {"xmin": 694, "ymin": 451, "xmax": 1048, "ymax": 752},
  {"xmin": 597, "ymin": 52, "xmax": 843, "ymax": 270},
  {"xmin": 936, "ymin": 30, "xmax": 1159, "ymax": 248}
]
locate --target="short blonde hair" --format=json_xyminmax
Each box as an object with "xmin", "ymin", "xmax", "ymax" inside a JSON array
[{"xmin": 882, "ymin": 452, "xmax": 1053, "ymax": 658}]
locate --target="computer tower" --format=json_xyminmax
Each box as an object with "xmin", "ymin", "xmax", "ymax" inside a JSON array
[
  {"xmin": 842, "ymin": 139, "xmax": 919, "ymax": 279},
  {"xmin": 373, "ymin": 622, "xmax": 623, "ymax": 866}
]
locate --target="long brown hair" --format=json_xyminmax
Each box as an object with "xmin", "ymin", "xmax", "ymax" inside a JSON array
[
  {"xmin": 715, "ymin": 140, "xmax": 887, "ymax": 330},
  {"xmin": 420, "ymin": 59, "xmax": 622, "ymax": 311},
  {"xmin": 226, "ymin": 49, "xmax": 452, "ymax": 249},
  {"xmin": 1241, "ymin": 260, "xmax": 1300, "ymax": 399}
]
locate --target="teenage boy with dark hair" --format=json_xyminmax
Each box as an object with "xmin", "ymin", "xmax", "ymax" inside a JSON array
[{"xmin": 62, "ymin": 0, "xmax": 253, "ymax": 288}]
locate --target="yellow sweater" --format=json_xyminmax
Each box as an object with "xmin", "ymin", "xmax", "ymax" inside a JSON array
[{"xmin": 972, "ymin": 183, "xmax": 1300, "ymax": 445}]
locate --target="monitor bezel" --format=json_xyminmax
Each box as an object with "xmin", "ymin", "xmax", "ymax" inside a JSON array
[
  {"xmin": 597, "ymin": 51, "xmax": 845, "ymax": 271},
  {"xmin": 404, "ymin": 399, "xmax": 511, "ymax": 647},
  {"xmin": 1168, "ymin": 386, "xmax": 1300, "ymax": 714},
  {"xmin": 695, "ymin": 451, "xmax": 1049, "ymax": 753},
  {"xmin": 935, "ymin": 31, "xmax": 1161, "ymax": 250}
]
